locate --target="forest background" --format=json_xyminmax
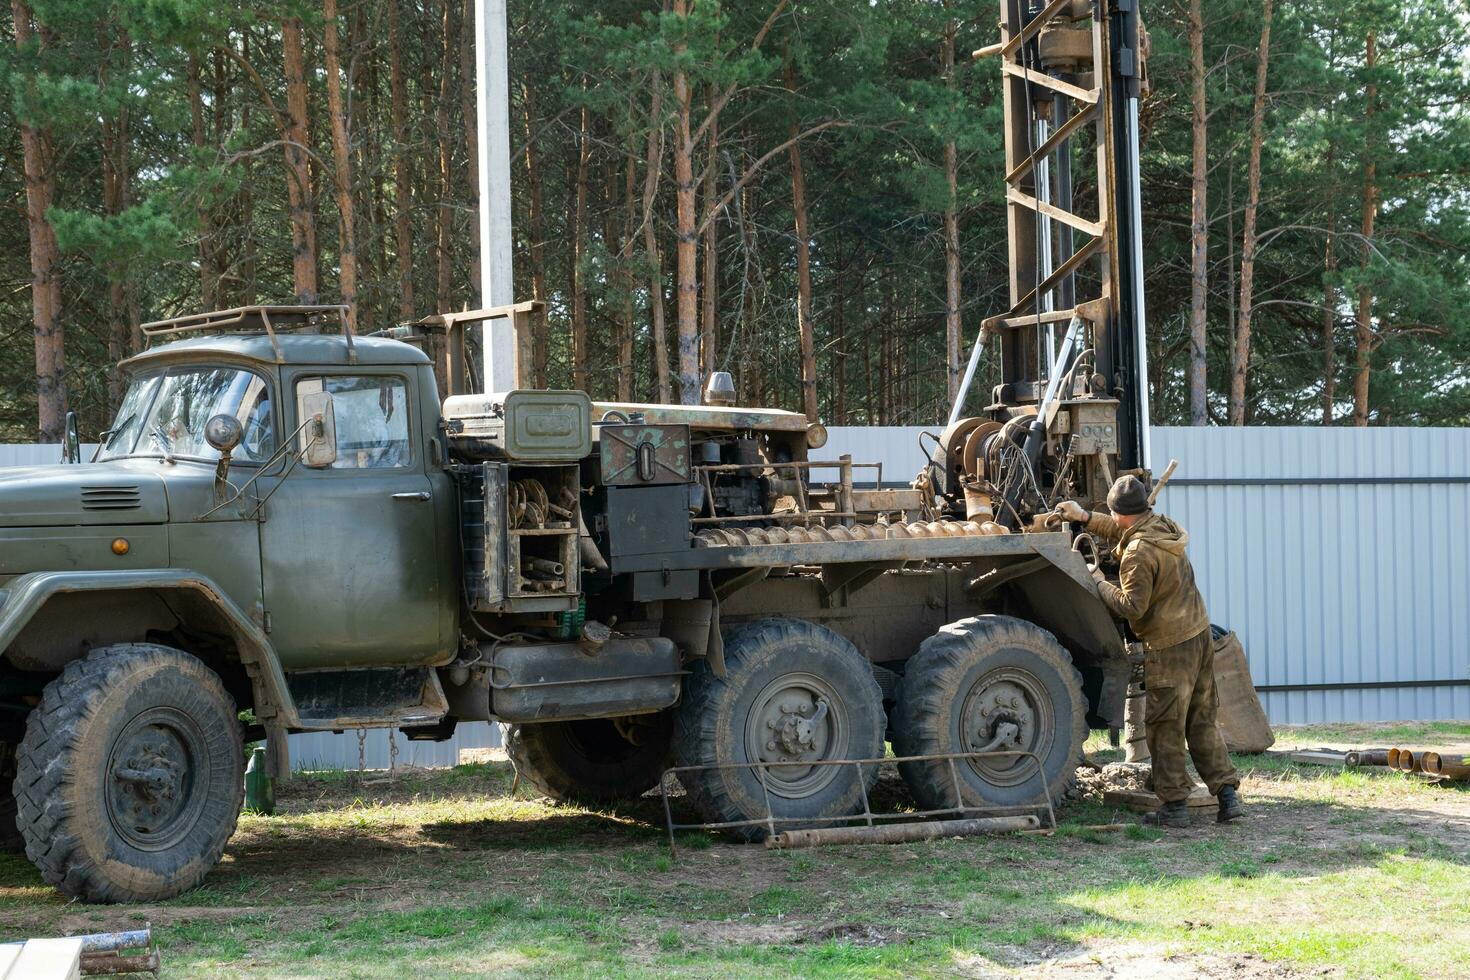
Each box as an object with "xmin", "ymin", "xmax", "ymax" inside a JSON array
[{"xmin": 2, "ymin": 0, "xmax": 1467, "ymax": 442}]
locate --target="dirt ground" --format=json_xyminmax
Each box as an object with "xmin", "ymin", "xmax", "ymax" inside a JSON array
[{"xmin": 1, "ymin": 722, "xmax": 1467, "ymax": 978}]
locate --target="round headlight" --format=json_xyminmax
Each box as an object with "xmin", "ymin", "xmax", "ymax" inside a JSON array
[{"xmin": 806, "ymin": 422, "xmax": 828, "ymax": 450}]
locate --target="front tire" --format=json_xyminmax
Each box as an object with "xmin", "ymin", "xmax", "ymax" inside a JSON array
[
  {"xmin": 13, "ymin": 644, "xmax": 244, "ymax": 903},
  {"xmin": 504, "ymin": 714, "xmax": 673, "ymax": 805},
  {"xmin": 672, "ymin": 619, "xmax": 885, "ymax": 841},
  {"xmin": 892, "ymin": 616, "xmax": 1086, "ymax": 814}
]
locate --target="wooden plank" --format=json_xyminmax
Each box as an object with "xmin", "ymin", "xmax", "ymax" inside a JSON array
[
  {"xmin": 0, "ymin": 943, "xmax": 24, "ymax": 979},
  {"xmin": 12, "ymin": 938, "xmax": 83, "ymax": 980},
  {"xmin": 1103, "ymin": 784, "xmax": 1216, "ymax": 813}
]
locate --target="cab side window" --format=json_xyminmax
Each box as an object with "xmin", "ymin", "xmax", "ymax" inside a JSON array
[{"xmin": 299, "ymin": 375, "xmax": 411, "ymax": 469}]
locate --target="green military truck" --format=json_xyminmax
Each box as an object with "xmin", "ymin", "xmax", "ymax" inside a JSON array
[{"xmin": 0, "ymin": 304, "xmax": 1129, "ymax": 902}]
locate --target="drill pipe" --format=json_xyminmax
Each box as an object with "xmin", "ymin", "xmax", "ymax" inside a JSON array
[
  {"xmin": 81, "ymin": 951, "xmax": 161, "ymax": 976},
  {"xmin": 1343, "ymin": 749, "xmax": 1390, "ymax": 768},
  {"xmin": 1420, "ymin": 753, "xmax": 1470, "ymax": 779},
  {"xmin": 696, "ymin": 519, "xmax": 991, "ymax": 549},
  {"xmin": 1390, "ymin": 748, "xmax": 1422, "ymax": 773},
  {"xmin": 763, "ymin": 814, "xmax": 1039, "ymax": 849}
]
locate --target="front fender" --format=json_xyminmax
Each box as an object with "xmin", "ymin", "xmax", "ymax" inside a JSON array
[{"xmin": 0, "ymin": 568, "xmax": 300, "ymax": 728}]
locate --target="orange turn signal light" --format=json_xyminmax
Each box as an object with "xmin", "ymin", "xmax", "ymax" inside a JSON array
[{"xmin": 111, "ymin": 538, "xmax": 130, "ymax": 556}]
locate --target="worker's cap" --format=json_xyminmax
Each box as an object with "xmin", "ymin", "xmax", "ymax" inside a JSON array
[{"xmin": 1107, "ymin": 475, "xmax": 1151, "ymax": 516}]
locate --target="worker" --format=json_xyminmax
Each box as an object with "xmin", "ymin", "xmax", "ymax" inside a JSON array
[{"xmin": 1057, "ymin": 476, "xmax": 1244, "ymax": 828}]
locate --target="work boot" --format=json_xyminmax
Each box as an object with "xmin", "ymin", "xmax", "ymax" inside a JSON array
[
  {"xmin": 1216, "ymin": 784, "xmax": 1244, "ymax": 823},
  {"xmin": 1142, "ymin": 799, "xmax": 1190, "ymax": 828}
]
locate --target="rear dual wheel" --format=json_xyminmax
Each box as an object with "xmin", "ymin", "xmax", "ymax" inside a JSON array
[
  {"xmin": 673, "ymin": 619, "xmax": 885, "ymax": 841},
  {"xmin": 892, "ymin": 616, "xmax": 1086, "ymax": 813},
  {"xmin": 504, "ymin": 714, "xmax": 673, "ymax": 806}
]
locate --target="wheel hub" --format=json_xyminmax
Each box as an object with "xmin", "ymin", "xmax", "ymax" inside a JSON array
[
  {"xmin": 746, "ymin": 673, "xmax": 848, "ymax": 796},
  {"xmin": 106, "ymin": 710, "xmax": 206, "ymax": 851},
  {"xmin": 960, "ymin": 669, "xmax": 1053, "ymax": 786}
]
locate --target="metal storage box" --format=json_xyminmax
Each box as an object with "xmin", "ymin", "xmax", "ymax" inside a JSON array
[{"xmin": 443, "ymin": 389, "xmax": 592, "ymax": 461}]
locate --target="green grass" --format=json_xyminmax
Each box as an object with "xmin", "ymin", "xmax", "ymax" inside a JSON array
[{"xmin": 1, "ymin": 749, "xmax": 1468, "ymax": 978}]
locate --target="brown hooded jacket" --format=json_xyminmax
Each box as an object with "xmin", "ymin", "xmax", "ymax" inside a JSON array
[{"xmin": 1086, "ymin": 511, "xmax": 1211, "ymax": 650}]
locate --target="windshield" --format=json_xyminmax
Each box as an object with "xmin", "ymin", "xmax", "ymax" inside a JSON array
[{"xmin": 99, "ymin": 366, "xmax": 276, "ymax": 464}]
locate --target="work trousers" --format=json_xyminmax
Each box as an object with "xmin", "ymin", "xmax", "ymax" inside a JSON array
[{"xmin": 1143, "ymin": 628, "xmax": 1239, "ymax": 803}]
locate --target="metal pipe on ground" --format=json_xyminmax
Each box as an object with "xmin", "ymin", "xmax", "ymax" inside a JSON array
[
  {"xmin": 1391, "ymin": 748, "xmax": 1422, "ymax": 773},
  {"xmin": 1344, "ymin": 748, "xmax": 1390, "ymax": 767},
  {"xmin": 1420, "ymin": 753, "xmax": 1470, "ymax": 780},
  {"xmin": 81, "ymin": 950, "xmax": 160, "ymax": 976},
  {"xmin": 764, "ymin": 814, "xmax": 1040, "ymax": 849},
  {"xmin": 77, "ymin": 929, "xmax": 152, "ymax": 954}
]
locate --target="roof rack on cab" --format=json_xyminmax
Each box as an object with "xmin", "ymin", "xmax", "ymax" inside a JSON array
[{"xmin": 139, "ymin": 304, "xmax": 355, "ymax": 365}]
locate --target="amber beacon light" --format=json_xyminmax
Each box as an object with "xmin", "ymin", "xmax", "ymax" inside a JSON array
[{"xmin": 110, "ymin": 538, "xmax": 130, "ymax": 556}]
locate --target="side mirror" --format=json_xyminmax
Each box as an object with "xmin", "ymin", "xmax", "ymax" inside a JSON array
[
  {"xmin": 297, "ymin": 389, "xmax": 338, "ymax": 468},
  {"xmin": 204, "ymin": 414, "xmax": 243, "ymax": 454},
  {"xmin": 62, "ymin": 410, "xmax": 81, "ymax": 464}
]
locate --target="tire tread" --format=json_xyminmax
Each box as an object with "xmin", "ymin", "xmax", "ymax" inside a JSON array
[{"xmin": 12, "ymin": 643, "xmax": 243, "ymax": 903}]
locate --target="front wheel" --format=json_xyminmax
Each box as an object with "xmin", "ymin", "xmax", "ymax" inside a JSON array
[
  {"xmin": 892, "ymin": 616, "xmax": 1086, "ymax": 813},
  {"xmin": 672, "ymin": 619, "xmax": 886, "ymax": 841},
  {"xmin": 13, "ymin": 644, "xmax": 244, "ymax": 903}
]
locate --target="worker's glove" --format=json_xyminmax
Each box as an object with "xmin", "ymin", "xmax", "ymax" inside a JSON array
[
  {"xmin": 1090, "ymin": 566, "xmax": 1107, "ymax": 586},
  {"xmin": 1055, "ymin": 500, "xmax": 1089, "ymax": 524}
]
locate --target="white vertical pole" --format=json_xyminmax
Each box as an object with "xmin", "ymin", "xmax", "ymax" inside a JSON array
[{"xmin": 476, "ymin": 0, "xmax": 517, "ymax": 392}]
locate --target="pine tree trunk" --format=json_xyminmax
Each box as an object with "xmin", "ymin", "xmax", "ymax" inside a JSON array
[
  {"xmin": 1228, "ymin": 0, "xmax": 1272, "ymax": 426},
  {"xmin": 522, "ymin": 81, "xmax": 549, "ymax": 387},
  {"xmin": 620, "ymin": 153, "xmax": 637, "ymax": 401},
  {"xmin": 12, "ymin": 0, "xmax": 65, "ymax": 441},
  {"xmin": 1321, "ymin": 161, "xmax": 1338, "ymax": 425},
  {"xmin": 672, "ymin": 3, "xmax": 701, "ymax": 404},
  {"xmin": 1352, "ymin": 31, "xmax": 1378, "ymax": 427},
  {"xmin": 1187, "ymin": 0, "xmax": 1209, "ymax": 425},
  {"xmin": 572, "ymin": 99, "xmax": 590, "ymax": 392},
  {"xmin": 323, "ymin": 0, "xmax": 357, "ymax": 331},
  {"xmin": 701, "ymin": 102, "xmax": 719, "ymax": 380},
  {"xmin": 350, "ymin": 6, "xmax": 376, "ymax": 330},
  {"xmin": 187, "ymin": 54, "xmax": 219, "ymax": 309},
  {"xmin": 434, "ymin": 0, "xmax": 454, "ymax": 317},
  {"xmin": 240, "ymin": 30, "xmax": 258, "ymax": 305},
  {"xmin": 389, "ymin": 1, "xmax": 414, "ymax": 320},
  {"xmin": 102, "ymin": 34, "xmax": 132, "ymax": 412},
  {"xmin": 282, "ymin": 16, "xmax": 318, "ymax": 304},
  {"xmin": 641, "ymin": 81, "xmax": 672, "ymax": 402},
  {"xmin": 942, "ymin": 12, "xmax": 962, "ymax": 405},
  {"xmin": 787, "ymin": 65, "xmax": 818, "ymax": 421}
]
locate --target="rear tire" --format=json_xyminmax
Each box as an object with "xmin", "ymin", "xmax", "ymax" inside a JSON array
[
  {"xmin": 13, "ymin": 644, "xmax": 244, "ymax": 903},
  {"xmin": 504, "ymin": 714, "xmax": 673, "ymax": 805},
  {"xmin": 892, "ymin": 616, "xmax": 1086, "ymax": 814},
  {"xmin": 672, "ymin": 619, "xmax": 885, "ymax": 841}
]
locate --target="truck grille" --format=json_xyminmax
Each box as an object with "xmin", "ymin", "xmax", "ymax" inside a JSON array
[{"xmin": 80, "ymin": 485, "xmax": 142, "ymax": 511}]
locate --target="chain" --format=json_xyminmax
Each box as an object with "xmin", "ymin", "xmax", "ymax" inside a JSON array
[
  {"xmin": 356, "ymin": 729, "xmax": 366, "ymax": 777},
  {"xmin": 388, "ymin": 729, "xmax": 399, "ymax": 776}
]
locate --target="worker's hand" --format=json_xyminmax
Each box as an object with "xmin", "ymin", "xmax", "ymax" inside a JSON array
[
  {"xmin": 1090, "ymin": 566, "xmax": 1107, "ymax": 586},
  {"xmin": 1056, "ymin": 500, "xmax": 1089, "ymax": 524}
]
